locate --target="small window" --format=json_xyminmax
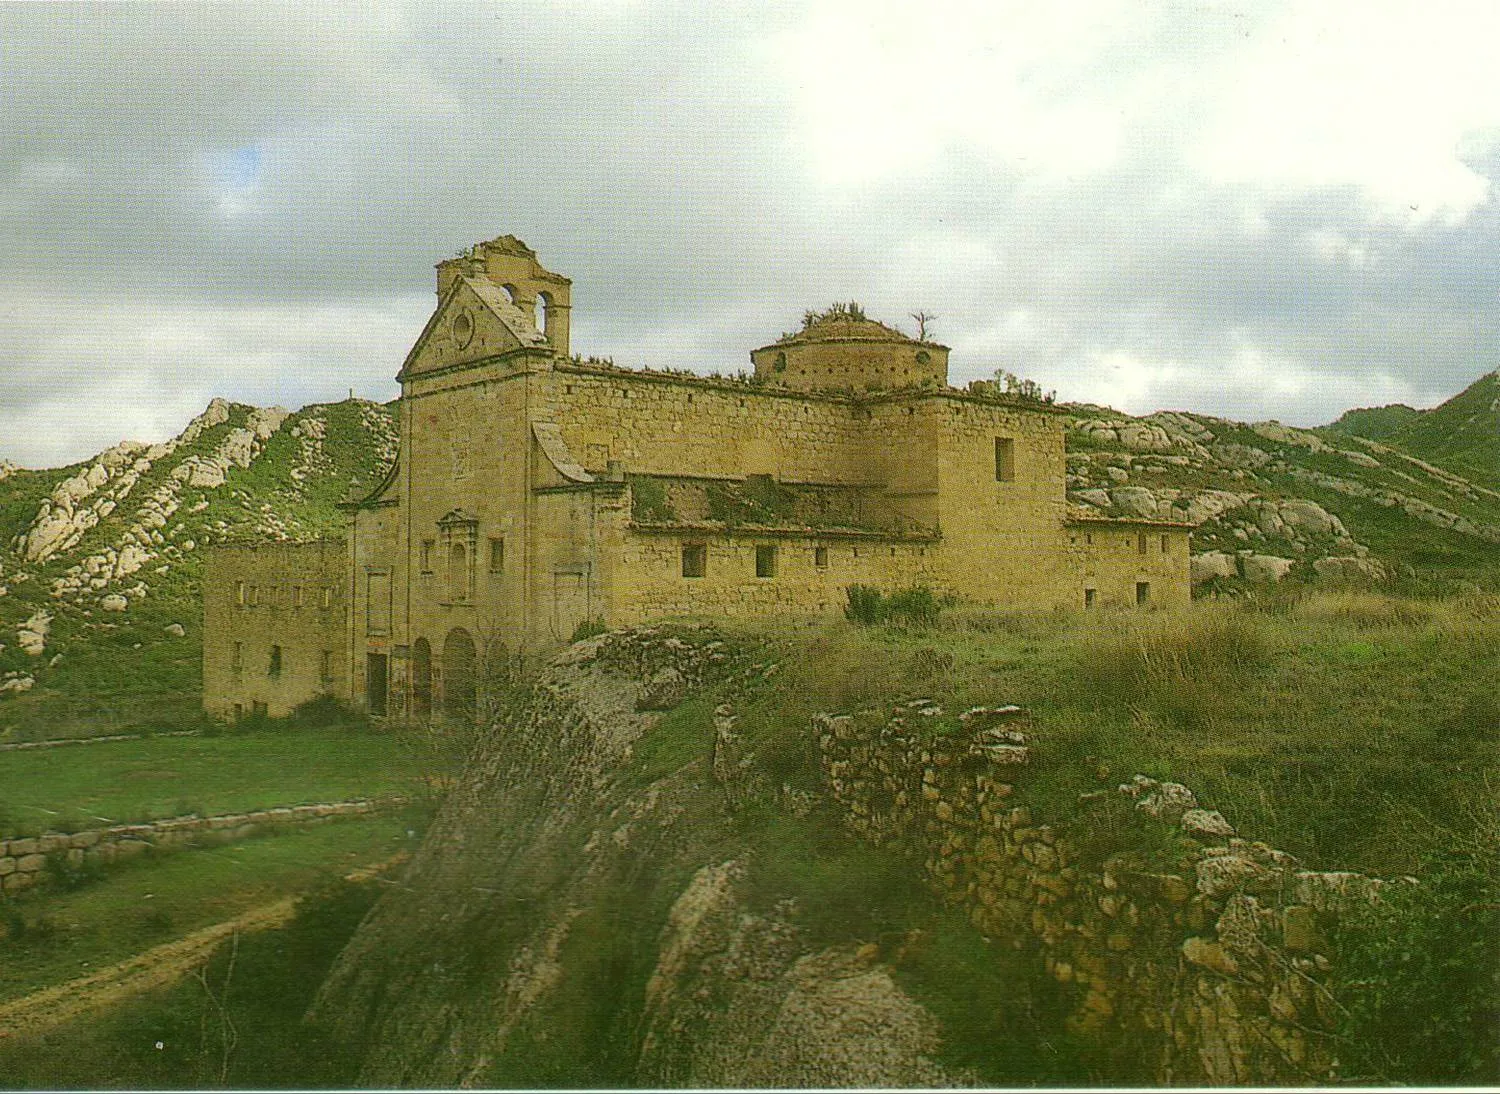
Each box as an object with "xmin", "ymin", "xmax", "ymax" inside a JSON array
[
  {"xmin": 420, "ymin": 539, "xmax": 434, "ymax": 573},
  {"xmin": 1161, "ymin": 534, "xmax": 1170, "ymax": 554},
  {"xmin": 682, "ymin": 543, "xmax": 706, "ymax": 578},
  {"xmin": 1085, "ymin": 588, "xmax": 1097, "ymax": 609},
  {"xmin": 1136, "ymin": 581, "xmax": 1151, "ymax": 606},
  {"xmin": 231, "ymin": 641, "xmax": 244, "ymax": 672},
  {"xmin": 756, "ymin": 544, "xmax": 777, "ymax": 578},
  {"xmin": 994, "ymin": 437, "xmax": 1016, "ymax": 482},
  {"xmin": 292, "ymin": 585, "xmax": 304, "ymax": 608},
  {"xmin": 489, "ymin": 537, "xmax": 505, "ymax": 574},
  {"xmin": 814, "ymin": 545, "xmax": 829, "ymax": 569},
  {"xmin": 320, "ymin": 650, "xmax": 333, "ymax": 683},
  {"xmin": 233, "ymin": 703, "xmax": 243, "ymax": 720},
  {"xmin": 1086, "ymin": 533, "xmax": 1093, "ymax": 546},
  {"xmin": 268, "ymin": 645, "xmax": 283, "ymax": 678},
  {"xmin": 247, "ymin": 584, "xmax": 259, "ymax": 607},
  {"xmin": 321, "ymin": 585, "xmax": 333, "ymax": 609},
  {"xmin": 235, "ymin": 581, "xmax": 246, "ymax": 607},
  {"xmin": 1138, "ymin": 532, "xmax": 1148, "ymax": 555}
]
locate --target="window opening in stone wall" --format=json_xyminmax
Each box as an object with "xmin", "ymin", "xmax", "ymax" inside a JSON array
[
  {"xmin": 252, "ymin": 701, "xmax": 267, "ymax": 718},
  {"xmin": 1085, "ymin": 588, "xmax": 1097, "ymax": 609},
  {"xmin": 321, "ymin": 586, "xmax": 333, "ymax": 609},
  {"xmin": 367, "ymin": 571, "xmax": 391, "ymax": 635},
  {"xmin": 449, "ymin": 543, "xmax": 469, "ymax": 601},
  {"xmin": 1136, "ymin": 581, "xmax": 1151, "ymax": 606},
  {"xmin": 247, "ymin": 584, "xmax": 258, "ymax": 607},
  {"xmin": 1086, "ymin": 533, "xmax": 1093, "ymax": 545},
  {"xmin": 232, "ymin": 642, "xmax": 243, "ymax": 672},
  {"xmin": 293, "ymin": 585, "xmax": 304, "ymax": 608},
  {"xmin": 320, "ymin": 650, "xmax": 333, "ymax": 683},
  {"xmin": 236, "ymin": 581, "xmax": 246, "ymax": 606},
  {"xmin": 994, "ymin": 437, "xmax": 1015, "ymax": 481},
  {"xmin": 1138, "ymin": 532, "xmax": 1148, "ymax": 555},
  {"xmin": 489, "ymin": 537, "xmax": 505, "ymax": 573},
  {"xmin": 420, "ymin": 539, "xmax": 434, "ymax": 573},
  {"xmin": 815, "ymin": 545, "xmax": 829, "ymax": 569},
  {"xmin": 682, "ymin": 542, "xmax": 707, "ymax": 578},
  {"xmin": 756, "ymin": 544, "xmax": 777, "ymax": 578},
  {"xmin": 268, "ymin": 645, "xmax": 282, "ymax": 678},
  {"xmin": 535, "ymin": 291, "xmax": 549, "ymax": 336},
  {"xmin": 1161, "ymin": 534, "xmax": 1170, "ymax": 553},
  {"xmin": 233, "ymin": 703, "xmax": 243, "ymax": 720}
]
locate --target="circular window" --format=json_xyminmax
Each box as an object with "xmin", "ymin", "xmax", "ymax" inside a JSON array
[
  {"xmin": 915, "ymin": 350, "xmax": 931, "ymax": 364},
  {"xmin": 452, "ymin": 311, "xmax": 474, "ymax": 349}
]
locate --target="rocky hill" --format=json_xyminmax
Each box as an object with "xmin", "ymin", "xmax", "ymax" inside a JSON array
[
  {"xmin": 1326, "ymin": 369, "xmax": 1499, "ymax": 490},
  {"xmin": 0, "ymin": 397, "xmax": 396, "ymax": 734},
  {"xmin": 1062, "ymin": 371, "xmax": 1500, "ymax": 590}
]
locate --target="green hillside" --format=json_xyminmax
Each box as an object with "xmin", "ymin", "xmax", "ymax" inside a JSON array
[
  {"xmin": 1326, "ymin": 402, "xmax": 1421, "ymax": 441},
  {"xmin": 0, "ymin": 398, "xmax": 396, "ymax": 741}
]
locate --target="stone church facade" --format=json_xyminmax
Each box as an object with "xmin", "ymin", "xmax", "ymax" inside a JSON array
[{"xmin": 203, "ymin": 235, "xmax": 1189, "ymax": 719}]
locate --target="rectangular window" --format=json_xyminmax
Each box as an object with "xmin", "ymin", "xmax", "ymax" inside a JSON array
[
  {"xmin": 420, "ymin": 539, "xmax": 434, "ymax": 573},
  {"xmin": 235, "ymin": 581, "xmax": 246, "ymax": 607},
  {"xmin": 292, "ymin": 585, "xmax": 304, "ymax": 608},
  {"xmin": 994, "ymin": 437, "xmax": 1016, "ymax": 482},
  {"xmin": 1138, "ymin": 532, "xmax": 1148, "ymax": 555},
  {"xmin": 231, "ymin": 641, "xmax": 243, "ymax": 672},
  {"xmin": 814, "ymin": 545, "xmax": 829, "ymax": 569},
  {"xmin": 268, "ymin": 644, "xmax": 283, "ymax": 678},
  {"xmin": 366, "ymin": 570, "xmax": 391, "ymax": 635},
  {"xmin": 233, "ymin": 703, "xmax": 243, "ymax": 720},
  {"xmin": 489, "ymin": 537, "xmax": 505, "ymax": 573},
  {"xmin": 1084, "ymin": 588, "xmax": 1097, "ymax": 609},
  {"xmin": 247, "ymin": 584, "xmax": 258, "ymax": 607},
  {"xmin": 681, "ymin": 543, "xmax": 706, "ymax": 578},
  {"xmin": 320, "ymin": 650, "xmax": 333, "ymax": 683},
  {"xmin": 321, "ymin": 585, "xmax": 333, "ymax": 609},
  {"xmin": 1161, "ymin": 534, "xmax": 1170, "ymax": 554},
  {"xmin": 1136, "ymin": 581, "xmax": 1151, "ymax": 606},
  {"xmin": 756, "ymin": 544, "xmax": 777, "ymax": 578}
]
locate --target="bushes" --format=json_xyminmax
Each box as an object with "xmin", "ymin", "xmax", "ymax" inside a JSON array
[
  {"xmin": 1332, "ymin": 852, "xmax": 1500, "ymax": 1083},
  {"xmin": 844, "ymin": 585, "xmax": 951, "ymax": 626}
]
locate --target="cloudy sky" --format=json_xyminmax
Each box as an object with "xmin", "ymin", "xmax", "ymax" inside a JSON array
[{"xmin": 3, "ymin": 0, "xmax": 1499, "ymax": 467}]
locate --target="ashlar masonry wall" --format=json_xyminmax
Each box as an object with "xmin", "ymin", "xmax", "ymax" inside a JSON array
[{"xmin": 203, "ymin": 539, "xmax": 348, "ymax": 718}]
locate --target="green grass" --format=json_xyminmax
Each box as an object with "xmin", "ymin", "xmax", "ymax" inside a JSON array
[
  {"xmin": 0, "ymin": 812, "xmax": 421, "ymax": 1005},
  {"xmin": 0, "ymin": 876, "xmax": 381, "ymax": 1089},
  {"xmin": 0, "ymin": 726, "xmax": 442, "ymax": 838}
]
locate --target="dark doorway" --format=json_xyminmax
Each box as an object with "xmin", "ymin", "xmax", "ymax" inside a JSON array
[
  {"xmin": 367, "ymin": 652, "xmax": 388, "ymax": 716},
  {"xmin": 412, "ymin": 637, "xmax": 432, "ymax": 721},
  {"xmin": 442, "ymin": 628, "xmax": 477, "ymax": 721}
]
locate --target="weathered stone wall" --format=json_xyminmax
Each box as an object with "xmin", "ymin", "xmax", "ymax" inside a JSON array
[
  {"xmin": 609, "ymin": 529, "xmax": 939, "ymax": 625},
  {"xmin": 0, "ymin": 797, "xmax": 392, "ymax": 894},
  {"xmin": 1069, "ymin": 520, "xmax": 1194, "ymax": 609},
  {"xmin": 815, "ymin": 703, "xmax": 1383, "ymax": 1085},
  {"xmin": 202, "ymin": 539, "xmax": 348, "ymax": 718}
]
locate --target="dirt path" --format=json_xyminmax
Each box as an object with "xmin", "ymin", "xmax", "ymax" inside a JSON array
[{"xmin": 0, "ymin": 853, "xmax": 408, "ymax": 1041}]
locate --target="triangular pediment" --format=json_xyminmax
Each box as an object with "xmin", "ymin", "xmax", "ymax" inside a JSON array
[{"xmin": 399, "ymin": 277, "xmax": 550, "ymax": 379}]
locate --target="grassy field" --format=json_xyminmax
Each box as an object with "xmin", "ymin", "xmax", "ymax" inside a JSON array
[
  {"xmin": 0, "ymin": 873, "xmax": 383, "ymax": 1089},
  {"xmin": 0, "ymin": 726, "xmax": 444, "ymax": 839},
  {"xmin": 0, "ymin": 812, "xmax": 419, "ymax": 1006},
  {"xmin": 681, "ymin": 587, "xmax": 1500, "ymax": 877}
]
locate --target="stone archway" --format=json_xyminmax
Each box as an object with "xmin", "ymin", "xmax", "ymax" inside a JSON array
[
  {"xmin": 442, "ymin": 627, "xmax": 477, "ymax": 722},
  {"xmin": 411, "ymin": 637, "xmax": 432, "ymax": 721}
]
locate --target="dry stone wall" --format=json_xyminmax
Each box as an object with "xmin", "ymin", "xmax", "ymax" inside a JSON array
[
  {"xmin": 0, "ymin": 797, "xmax": 395, "ymax": 895},
  {"xmin": 814, "ymin": 703, "xmax": 1389, "ymax": 1085}
]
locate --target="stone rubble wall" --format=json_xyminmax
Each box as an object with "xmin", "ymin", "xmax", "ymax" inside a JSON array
[
  {"xmin": 0, "ymin": 797, "xmax": 400, "ymax": 895},
  {"xmin": 814, "ymin": 702, "xmax": 1388, "ymax": 1086}
]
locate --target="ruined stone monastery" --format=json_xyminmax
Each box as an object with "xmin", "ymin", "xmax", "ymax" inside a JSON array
[{"xmin": 203, "ymin": 235, "xmax": 1189, "ymax": 720}]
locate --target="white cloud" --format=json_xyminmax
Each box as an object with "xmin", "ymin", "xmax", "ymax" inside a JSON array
[{"xmin": 1190, "ymin": 0, "xmax": 1500, "ymax": 222}]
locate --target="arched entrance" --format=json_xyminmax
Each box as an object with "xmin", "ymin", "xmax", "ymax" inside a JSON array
[
  {"xmin": 442, "ymin": 628, "xmax": 477, "ymax": 721},
  {"xmin": 411, "ymin": 637, "xmax": 432, "ymax": 721}
]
